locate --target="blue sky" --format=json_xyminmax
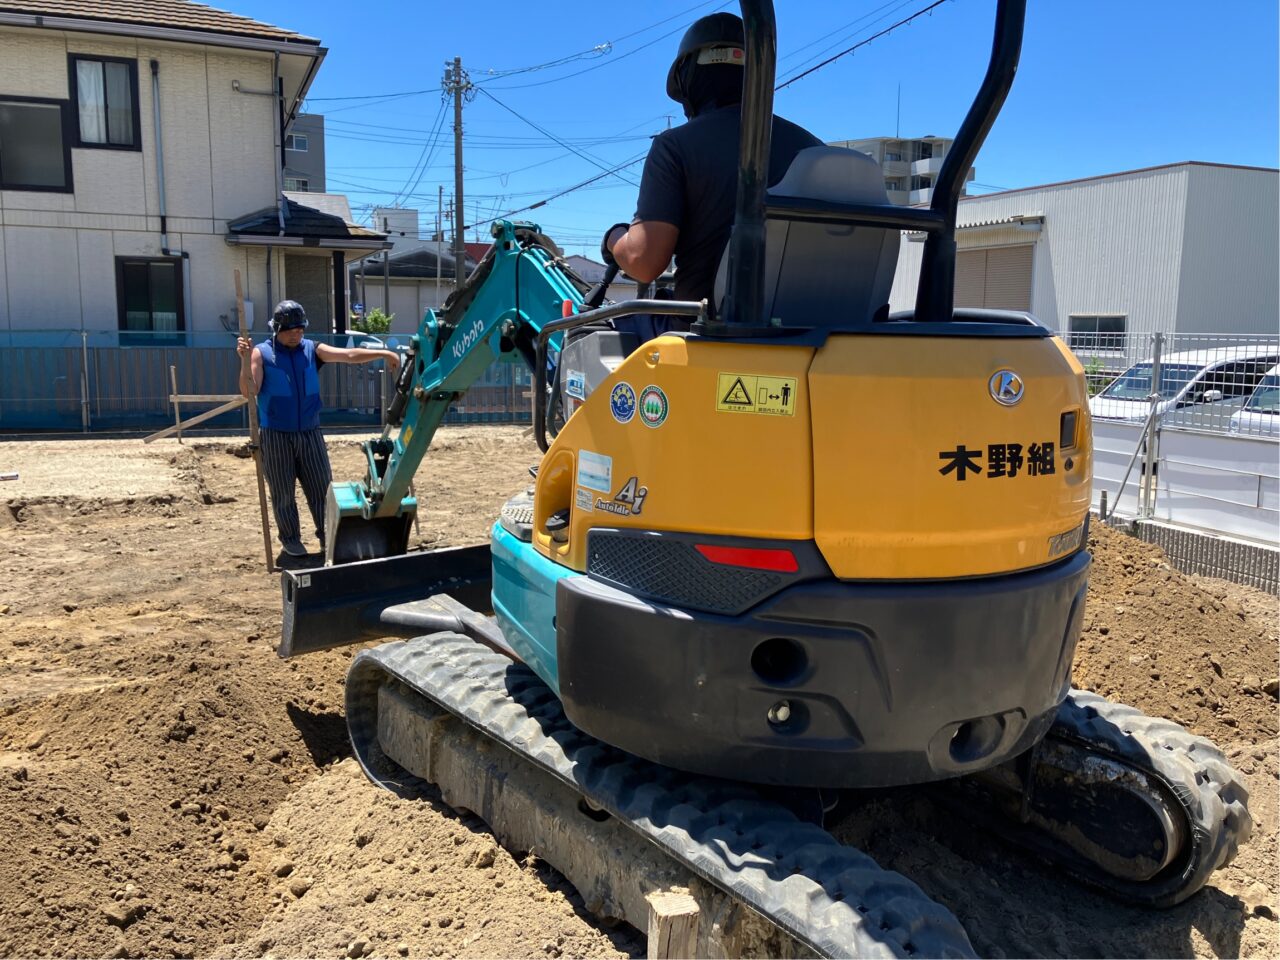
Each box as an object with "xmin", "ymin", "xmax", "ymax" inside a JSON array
[{"xmin": 234, "ymin": 0, "xmax": 1279, "ymax": 258}]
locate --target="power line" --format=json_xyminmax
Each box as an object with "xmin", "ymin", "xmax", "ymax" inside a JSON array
[
  {"xmin": 475, "ymin": 87, "xmax": 640, "ymax": 188},
  {"xmin": 480, "ymin": 0, "xmax": 732, "ymax": 91},
  {"xmin": 776, "ymin": 0, "xmax": 951, "ymax": 91},
  {"xmin": 387, "ymin": 100, "xmax": 448, "ymax": 206},
  {"xmin": 299, "ymin": 2, "xmax": 724, "ymax": 106},
  {"xmin": 464, "ymin": 151, "xmax": 649, "ymax": 232}
]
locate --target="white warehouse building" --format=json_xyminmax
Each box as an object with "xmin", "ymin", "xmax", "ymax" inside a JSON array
[{"xmin": 888, "ymin": 161, "xmax": 1278, "ymax": 350}]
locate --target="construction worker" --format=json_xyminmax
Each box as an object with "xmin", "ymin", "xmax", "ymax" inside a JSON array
[
  {"xmin": 604, "ymin": 11, "xmax": 822, "ymax": 307},
  {"xmin": 237, "ymin": 300, "xmax": 401, "ymax": 558}
]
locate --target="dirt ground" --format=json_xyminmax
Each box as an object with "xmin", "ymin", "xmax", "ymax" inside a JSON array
[{"xmin": 0, "ymin": 428, "xmax": 1275, "ymax": 959}]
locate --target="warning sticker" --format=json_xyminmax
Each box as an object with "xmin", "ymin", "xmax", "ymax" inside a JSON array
[{"xmin": 716, "ymin": 373, "xmax": 797, "ymax": 416}]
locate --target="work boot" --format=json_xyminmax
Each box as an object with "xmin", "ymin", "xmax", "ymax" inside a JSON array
[{"xmin": 281, "ymin": 538, "xmax": 308, "ymax": 557}]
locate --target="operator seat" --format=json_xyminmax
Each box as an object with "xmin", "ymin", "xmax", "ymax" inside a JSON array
[{"xmin": 713, "ymin": 145, "xmax": 901, "ymax": 327}]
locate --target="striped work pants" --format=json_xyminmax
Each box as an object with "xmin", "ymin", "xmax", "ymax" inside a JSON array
[{"xmin": 259, "ymin": 427, "xmax": 332, "ymax": 547}]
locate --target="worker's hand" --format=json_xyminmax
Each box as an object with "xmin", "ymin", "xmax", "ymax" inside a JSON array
[
  {"xmin": 383, "ymin": 350, "xmax": 402, "ymax": 375},
  {"xmin": 236, "ymin": 336, "xmax": 253, "ymax": 357}
]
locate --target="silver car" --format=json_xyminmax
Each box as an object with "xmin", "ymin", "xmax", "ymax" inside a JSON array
[{"xmin": 1229, "ymin": 366, "xmax": 1280, "ymax": 438}]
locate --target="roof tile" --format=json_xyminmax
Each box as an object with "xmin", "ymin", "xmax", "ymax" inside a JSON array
[{"xmin": 0, "ymin": 0, "xmax": 317, "ymax": 44}]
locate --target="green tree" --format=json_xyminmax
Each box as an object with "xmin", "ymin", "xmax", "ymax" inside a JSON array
[
  {"xmin": 355, "ymin": 307, "xmax": 393, "ymax": 335},
  {"xmin": 1083, "ymin": 357, "xmax": 1108, "ymax": 397}
]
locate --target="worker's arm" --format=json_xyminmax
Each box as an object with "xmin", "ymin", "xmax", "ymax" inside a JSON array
[
  {"xmin": 607, "ymin": 221, "xmax": 678, "ymax": 283},
  {"xmin": 315, "ymin": 343, "xmax": 402, "ymax": 374},
  {"xmin": 237, "ymin": 338, "xmax": 263, "ymax": 398}
]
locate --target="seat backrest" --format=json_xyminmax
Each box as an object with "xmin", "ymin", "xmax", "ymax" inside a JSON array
[{"xmin": 714, "ymin": 145, "xmax": 900, "ymax": 328}]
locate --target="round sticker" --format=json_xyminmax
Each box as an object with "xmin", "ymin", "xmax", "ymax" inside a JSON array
[
  {"xmin": 609, "ymin": 382, "xmax": 637, "ymax": 424},
  {"xmin": 639, "ymin": 385, "xmax": 669, "ymax": 428}
]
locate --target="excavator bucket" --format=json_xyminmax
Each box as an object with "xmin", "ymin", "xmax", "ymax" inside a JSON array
[{"xmin": 324, "ymin": 480, "xmax": 416, "ymax": 566}]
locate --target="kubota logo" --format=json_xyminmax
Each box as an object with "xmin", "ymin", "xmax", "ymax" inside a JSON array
[
  {"xmin": 451, "ymin": 318, "xmax": 486, "ymax": 360},
  {"xmin": 989, "ymin": 370, "xmax": 1025, "ymax": 406}
]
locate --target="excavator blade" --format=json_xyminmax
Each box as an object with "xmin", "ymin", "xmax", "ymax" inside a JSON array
[{"xmin": 278, "ymin": 544, "xmax": 497, "ymax": 658}]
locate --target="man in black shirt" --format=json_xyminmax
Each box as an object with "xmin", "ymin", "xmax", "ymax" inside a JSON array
[{"xmin": 605, "ymin": 12, "xmax": 821, "ymax": 307}]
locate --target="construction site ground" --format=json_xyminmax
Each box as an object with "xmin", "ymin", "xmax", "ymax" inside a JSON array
[{"xmin": 0, "ymin": 426, "xmax": 1275, "ymax": 959}]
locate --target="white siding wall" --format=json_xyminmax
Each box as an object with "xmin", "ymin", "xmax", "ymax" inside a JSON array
[
  {"xmin": 891, "ymin": 166, "xmax": 1203, "ymax": 340},
  {"xmin": 0, "ymin": 26, "xmax": 284, "ymax": 333},
  {"xmin": 1176, "ymin": 166, "xmax": 1279, "ymax": 335}
]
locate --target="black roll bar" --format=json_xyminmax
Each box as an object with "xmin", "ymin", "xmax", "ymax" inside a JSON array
[
  {"xmin": 915, "ymin": 0, "xmax": 1026, "ymax": 323},
  {"xmin": 711, "ymin": 0, "xmax": 775, "ymax": 335},
  {"xmin": 716, "ymin": 0, "xmax": 1026, "ymax": 330}
]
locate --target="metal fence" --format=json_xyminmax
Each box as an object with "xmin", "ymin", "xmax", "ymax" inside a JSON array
[
  {"xmin": 1084, "ymin": 331, "xmax": 1279, "ymax": 593},
  {"xmin": 0, "ymin": 329, "xmax": 533, "ymax": 433},
  {"xmin": 1067, "ymin": 331, "xmax": 1279, "ymax": 439}
]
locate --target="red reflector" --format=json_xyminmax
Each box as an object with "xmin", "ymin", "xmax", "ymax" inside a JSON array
[{"xmin": 695, "ymin": 544, "xmax": 799, "ymax": 573}]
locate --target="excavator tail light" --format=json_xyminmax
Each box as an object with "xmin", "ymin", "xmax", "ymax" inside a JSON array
[{"xmin": 694, "ymin": 544, "xmax": 799, "ymax": 573}]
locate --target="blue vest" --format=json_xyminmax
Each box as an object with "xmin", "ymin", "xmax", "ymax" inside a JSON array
[{"xmin": 257, "ymin": 337, "xmax": 322, "ymax": 431}]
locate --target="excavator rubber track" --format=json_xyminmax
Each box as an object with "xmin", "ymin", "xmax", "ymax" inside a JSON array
[
  {"xmin": 997, "ymin": 690, "xmax": 1252, "ymax": 907},
  {"xmin": 345, "ymin": 634, "xmax": 978, "ymax": 960}
]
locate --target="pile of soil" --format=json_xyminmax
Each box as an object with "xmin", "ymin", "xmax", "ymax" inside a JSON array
[{"xmin": 0, "ymin": 430, "xmax": 1274, "ymax": 959}]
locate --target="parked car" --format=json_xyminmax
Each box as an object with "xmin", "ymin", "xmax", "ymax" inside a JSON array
[
  {"xmin": 1089, "ymin": 346, "xmax": 1280, "ymax": 423},
  {"xmin": 1228, "ymin": 365, "xmax": 1280, "ymax": 438}
]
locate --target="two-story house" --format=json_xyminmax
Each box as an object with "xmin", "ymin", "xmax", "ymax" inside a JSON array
[{"xmin": 0, "ymin": 0, "xmax": 387, "ymax": 343}]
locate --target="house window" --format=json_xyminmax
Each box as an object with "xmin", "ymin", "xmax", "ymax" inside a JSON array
[
  {"xmin": 117, "ymin": 257, "xmax": 184, "ymax": 336},
  {"xmin": 69, "ymin": 55, "xmax": 139, "ymax": 149},
  {"xmin": 285, "ymin": 133, "xmax": 309, "ymax": 152},
  {"xmin": 1068, "ymin": 314, "xmax": 1127, "ymax": 353},
  {"xmin": 284, "ymin": 177, "xmax": 309, "ymax": 191},
  {"xmin": 0, "ymin": 97, "xmax": 73, "ymax": 191}
]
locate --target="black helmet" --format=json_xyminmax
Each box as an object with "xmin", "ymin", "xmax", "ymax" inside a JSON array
[
  {"xmin": 271, "ymin": 299, "xmax": 308, "ymax": 332},
  {"xmin": 665, "ymin": 12, "xmax": 745, "ymax": 106}
]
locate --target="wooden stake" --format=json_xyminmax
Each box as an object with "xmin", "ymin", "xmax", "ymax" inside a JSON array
[
  {"xmin": 646, "ymin": 889, "xmax": 699, "ymax": 960},
  {"xmin": 236, "ymin": 269, "xmax": 275, "ymax": 573},
  {"xmin": 169, "ymin": 365, "xmax": 183, "ymax": 443},
  {"xmin": 143, "ymin": 396, "xmax": 246, "ymax": 444}
]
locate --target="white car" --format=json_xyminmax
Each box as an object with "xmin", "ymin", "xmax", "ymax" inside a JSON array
[
  {"xmin": 1229, "ymin": 366, "xmax": 1280, "ymax": 438},
  {"xmin": 1089, "ymin": 346, "xmax": 1279, "ymax": 423}
]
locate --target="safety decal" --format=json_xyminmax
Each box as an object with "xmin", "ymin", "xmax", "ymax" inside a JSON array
[
  {"xmin": 938, "ymin": 442, "xmax": 1057, "ymax": 481},
  {"xmin": 574, "ymin": 487, "xmax": 594, "ymax": 513},
  {"xmin": 595, "ymin": 476, "xmax": 647, "ymax": 517},
  {"xmin": 716, "ymin": 373, "xmax": 797, "ymax": 416},
  {"xmin": 576, "ymin": 449, "xmax": 613, "ymax": 493},
  {"xmin": 565, "ymin": 369, "xmax": 586, "ymax": 400},
  {"xmin": 609, "ymin": 382, "xmax": 637, "ymax": 423},
  {"xmin": 638, "ymin": 385, "xmax": 669, "ymax": 427}
]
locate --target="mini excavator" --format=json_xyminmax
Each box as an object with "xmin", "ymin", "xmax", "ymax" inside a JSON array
[{"xmin": 276, "ymin": 2, "xmax": 1252, "ymax": 955}]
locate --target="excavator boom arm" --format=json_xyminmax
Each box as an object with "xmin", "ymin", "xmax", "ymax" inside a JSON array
[{"xmin": 324, "ymin": 220, "xmax": 587, "ymax": 564}]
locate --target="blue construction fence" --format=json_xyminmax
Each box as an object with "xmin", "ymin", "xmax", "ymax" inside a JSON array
[{"xmin": 0, "ymin": 329, "xmax": 533, "ymax": 433}]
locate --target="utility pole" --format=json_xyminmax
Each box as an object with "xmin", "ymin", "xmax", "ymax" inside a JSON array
[
  {"xmin": 444, "ymin": 57, "xmax": 472, "ymax": 291},
  {"xmin": 436, "ymin": 184, "xmax": 443, "ymax": 307},
  {"xmin": 382, "ymin": 216, "xmax": 390, "ymax": 319}
]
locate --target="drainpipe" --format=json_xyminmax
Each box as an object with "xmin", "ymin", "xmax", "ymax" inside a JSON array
[
  {"xmin": 151, "ymin": 60, "xmax": 191, "ymax": 327},
  {"xmin": 273, "ymin": 52, "xmax": 285, "ymax": 235}
]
